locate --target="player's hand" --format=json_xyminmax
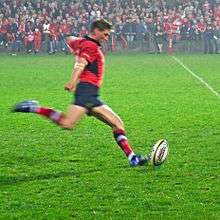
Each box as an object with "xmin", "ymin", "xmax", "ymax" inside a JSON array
[{"xmin": 64, "ymin": 82, "xmax": 76, "ymax": 92}]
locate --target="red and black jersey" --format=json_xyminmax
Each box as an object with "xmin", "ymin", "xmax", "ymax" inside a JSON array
[{"xmin": 68, "ymin": 36, "xmax": 105, "ymax": 88}]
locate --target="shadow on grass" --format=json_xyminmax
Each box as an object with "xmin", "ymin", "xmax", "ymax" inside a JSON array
[
  {"xmin": 0, "ymin": 165, "xmax": 129, "ymax": 186},
  {"xmin": 0, "ymin": 169, "xmax": 101, "ymax": 186}
]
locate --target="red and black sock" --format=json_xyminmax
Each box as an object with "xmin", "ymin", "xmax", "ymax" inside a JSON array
[{"xmin": 113, "ymin": 129, "xmax": 135, "ymax": 159}]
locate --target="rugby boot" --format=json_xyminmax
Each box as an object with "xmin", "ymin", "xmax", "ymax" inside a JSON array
[
  {"xmin": 129, "ymin": 155, "xmax": 149, "ymax": 167},
  {"xmin": 12, "ymin": 100, "xmax": 39, "ymax": 113}
]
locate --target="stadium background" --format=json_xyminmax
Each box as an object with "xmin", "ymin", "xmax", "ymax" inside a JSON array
[{"xmin": 0, "ymin": 0, "xmax": 220, "ymax": 54}]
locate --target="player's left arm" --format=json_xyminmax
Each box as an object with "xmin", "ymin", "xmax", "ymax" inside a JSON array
[
  {"xmin": 65, "ymin": 36, "xmax": 79, "ymax": 53},
  {"xmin": 64, "ymin": 57, "xmax": 88, "ymax": 92},
  {"xmin": 66, "ymin": 36, "xmax": 75, "ymax": 45}
]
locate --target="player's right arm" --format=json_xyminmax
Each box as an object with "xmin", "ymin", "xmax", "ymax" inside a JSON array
[{"xmin": 64, "ymin": 57, "xmax": 88, "ymax": 92}]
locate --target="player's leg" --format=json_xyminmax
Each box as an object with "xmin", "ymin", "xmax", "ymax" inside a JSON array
[
  {"xmin": 57, "ymin": 105, "xmax": 87, "ymax": 129},
  {"xmin": 91, "ymin": 105, "xmax": 147, "ymax": 166},
  {"xmin": 12, "ymin": 100, "xmax": 87, "ymax": 129}
]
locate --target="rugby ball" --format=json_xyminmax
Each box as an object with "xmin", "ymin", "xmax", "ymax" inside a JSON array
[{"xmin": 149, "ymin": 139, "xmax": 169, "ymax": 166}]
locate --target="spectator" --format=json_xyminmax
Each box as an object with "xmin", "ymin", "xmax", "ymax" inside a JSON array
[
  {"xmin": 213, "ymin": 23, "xmax": 220, "ymax": 53},
  {"xmin": 123, "ymin": 17, "xmax": 136, "ymax": 47},
  {"xmin": 34, "ymin": 28, "xmax": 42, "ymax": 53},
  {"xmin": 204, "ymin": 20, "xmax": 215, "ymax": 53},
  {"xmin": 154, "ymin": 24, "xmax": 164, "ymax": 53},
  {"xmin": 43, "ymin": 19, "xmax": 50, "ymax": 53},
  {"xmin": 26, "ymin": 30, "xmax": 34, "ymax": 53},
  {"xmin": 59, "ymin": 19, "xmax": 70, "ymax": 52},
  {"xmin": 134, "ymin": 18, "xmax": 146, "ymax": 49},
  {"xmin": 0, "ymin": 0, "xmax": 219, "ymax": 54},
  {"xmin": 49, "ymin": 18, "xmax": 59, "ymax": 54},
  {"xmin": 11, "ymin": 31, "xmax": 22, "ymax": 55},
  {"xmin": 115, "ymin": 18, "xmax": 128, "ymax": 49}
]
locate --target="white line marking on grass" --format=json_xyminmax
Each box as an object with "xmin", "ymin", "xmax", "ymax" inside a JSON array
[{"xmin": 172, "ymin": 56, "xmax": 220, "ymax": 99}]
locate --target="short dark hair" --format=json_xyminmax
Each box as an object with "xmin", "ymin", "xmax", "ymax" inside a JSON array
[{"xmin": 90, "ymin": 19, "xmax": 112, "ymax": 32}]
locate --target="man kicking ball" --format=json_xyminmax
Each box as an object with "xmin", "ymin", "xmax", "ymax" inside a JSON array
[{"xmin": 12, "ymin": 19, "xmax": 168, "ymax": 167}]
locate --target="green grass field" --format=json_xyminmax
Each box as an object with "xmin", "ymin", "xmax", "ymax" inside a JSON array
[{"xmin": 0, "ymin": 53, "xmax": 220, "ymax": 219}]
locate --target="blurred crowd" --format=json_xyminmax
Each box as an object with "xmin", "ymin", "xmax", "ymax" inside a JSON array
[{"xmin": 0, "ymin": 0, "xmax": 220, "ymax": 55}]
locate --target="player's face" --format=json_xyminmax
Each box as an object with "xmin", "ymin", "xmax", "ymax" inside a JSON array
[{"xmin": 95, "ymin": 29, "xmax": 110, "ymax": 43}]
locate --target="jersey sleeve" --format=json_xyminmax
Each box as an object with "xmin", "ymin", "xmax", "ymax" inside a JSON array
[{"xmin": 79, "ymin": 46, "xmax": 97, "ymax": 63}]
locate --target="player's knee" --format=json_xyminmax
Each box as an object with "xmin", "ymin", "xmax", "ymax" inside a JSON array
[
  {"xmin": 60, "ymin": 119, "xmax": 76, "ymax": 130},
  {"xmin": 113, "ymin": 119, "xmax": 124, "ymax": 131},
  {"xmin": 62, "ymin": 123, "xmax": 74, "ymax": 130}
]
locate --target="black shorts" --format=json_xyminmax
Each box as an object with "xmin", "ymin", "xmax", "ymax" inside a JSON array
[{"xmin": 73, "ymin": 82, "xmax": 104, "ymax": 113}]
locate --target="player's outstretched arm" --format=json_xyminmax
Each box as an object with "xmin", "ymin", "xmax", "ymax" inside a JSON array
[{"xmin": 64, "ymin": 57, "xmax": 88, "ymax": 92}]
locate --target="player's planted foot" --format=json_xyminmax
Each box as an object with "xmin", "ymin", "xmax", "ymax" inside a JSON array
[
  {"xmin": 129, "ymin": 155, "xmax": 148, "ymax": 167},
  {"xmin": 12, "ymin": 100, "xmax": 39, "ymax": 113}
]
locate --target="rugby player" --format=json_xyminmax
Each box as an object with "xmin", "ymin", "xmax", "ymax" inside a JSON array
[{"xmin": 12, "ymin": 19, "xmax": 148, "ymax": 166}]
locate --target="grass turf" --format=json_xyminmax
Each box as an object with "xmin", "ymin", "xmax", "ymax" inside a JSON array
[{"xmin": 0, "ymin": 53, "xmax": 220, "ymax": 219}]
